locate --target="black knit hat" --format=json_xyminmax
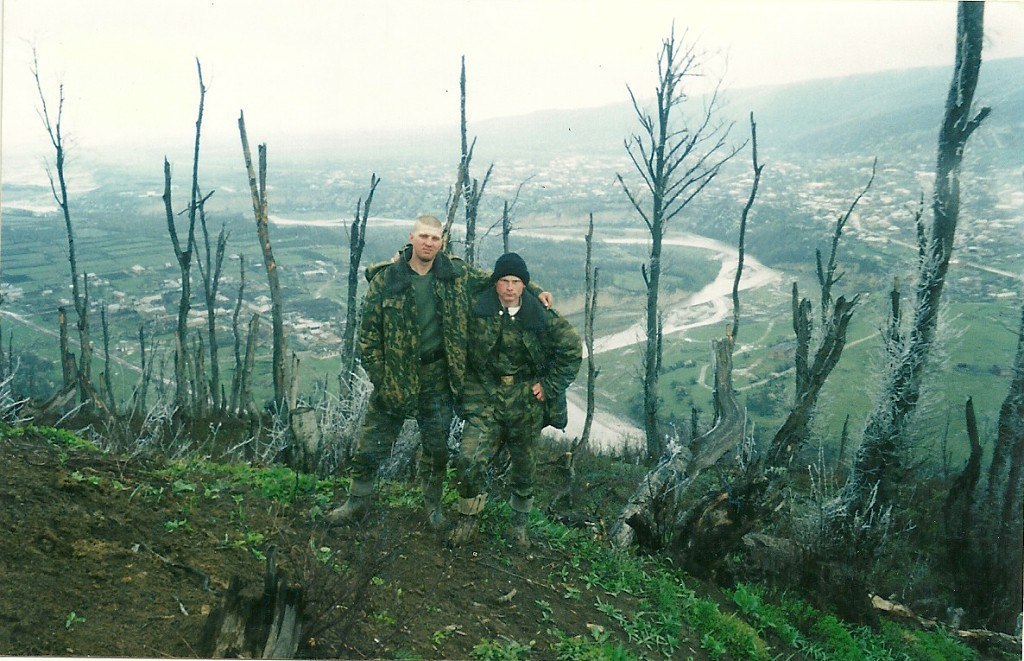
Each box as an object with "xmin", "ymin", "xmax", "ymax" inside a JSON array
[{"xmin": 491, "ymin": 252, "xmax": 530, "ymax": 285}]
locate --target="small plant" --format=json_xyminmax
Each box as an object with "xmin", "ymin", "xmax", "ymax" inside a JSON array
[
  {"xmin": 172, "ymin": 479, "xmax": 196, "ymax": 495},
  {"xmin": 431, "ymin": 625, "xmax": 459, "ymax": 646},
  {"xmin": 164, "ymin": 518, "xmax": 189, "ymax": 532},
  {"xmin": 470, "ymin": 638, "xmax": 533, "ymax": 660},
  {"xmin": 64, "ymin": 611, "xmax": 85, "ymax": 630},
  {"xmin": 231, "ymin": 530, "xmax": 266, "ymax": 560},
  {"xmin": 372, "ymin": 609, "xmax": 396, "ymax": 626},
  {"xmin": 535, "ymin": 599, "xmax": 553, "ymax": 622},
  {"xmin": 69, "ymin": 471, "xmax": 103, "ymax": 486}
]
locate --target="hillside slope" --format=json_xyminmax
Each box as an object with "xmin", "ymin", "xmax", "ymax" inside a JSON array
[{"xmin": 0, "ymin": 424, "xmax": 993, "ymax": 659}]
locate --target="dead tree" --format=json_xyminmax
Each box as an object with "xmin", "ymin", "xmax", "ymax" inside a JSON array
[
  {"xmin": 163, "ymin": 60, "xmax": 209, "ymax": 412},
  {"xmin": 943, "ymin": 304, "xmax": 1024, "ymax": 631},
  {"xmin": 668, "ymin": 169, "xmax": 867, "ymax": 576},
  {"xmin": 610, "ymin": 334, "xmax": 743, "ymax": 550},
  {"xmin": 841, "ymin": 2, "xmax": 990, "ymax": 517},
  {"xmin": 239, "ymin": 111, "xmax": 288, "ymax": 413},
  {"xmin": 617, "ymin": 27, "xmax": 740, "ymax": 461},
  {"xmin": 129, "ymin": 323, "xmax": 153, "ymax": 416},
  {"xmin": 239, "ymin": 314, "xmax": 261, "ymax": 417},
  {"xmin": 483, "ymin": 178, "xmax": 531, "ymax": 254},
  {"xmin": 199, "ymin": 546, "xmax": 304, "ymax": 658},
  {"xmin": 341, "ymin": 174, "xmax": 380, "ymax": 389},
  {"xmin": 439, "ymin": 56, "xmax": 493, "ymax": 263},
  {"xmin": 33, "ymin": 51, "xmax": 93, "ymax": 403},
  {"xmin": 99, "ymin": 305, "xmax": 117, "ymax": 415},
  {"xmin": 457, "ymin": 56, "xmax": 493, "ymax": 266},
  {"xmin": 194, "ymin": 196, "xmax": 228, "ymax": 412},
  {"xmin": 579, "ymin": 213, "xmax": 600, "ymax": 452},
  {"xmin": 441, "ymin": 157, "xmax": 468, "ymax": 250},
  {"xmin": 499, "ymin": 200, "xmax": 512, "ymax": 254},
  {"xmin": 229, "ymin": 256, "xmax": 247, "ymax": 414},
  {"xmin": 162, "ymin": 157, "xmax": 193, "ymax": 411},
  {"xmin": 463, "ymin": 164, "xmax": 493, "ymax": 266},
  {"xmin": 732, "ymin": 113, "xmax": 764, "ymax": 341},
  {"xmin": 57, "ymin": 306, "xmax": 77, "ymax": 391}
]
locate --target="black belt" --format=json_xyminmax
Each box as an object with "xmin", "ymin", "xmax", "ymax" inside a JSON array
[{"xmin": 420, "ymin": 347, "xmax": 445, "ymax": 365}]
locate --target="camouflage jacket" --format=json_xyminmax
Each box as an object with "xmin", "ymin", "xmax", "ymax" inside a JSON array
[
  {"xmin": 466, "ymin": 288, "xmax": 582, "ymax": 427},
  {"xmin": 359, "ymin": 250, "xmax": 489, "ymax": 417}
]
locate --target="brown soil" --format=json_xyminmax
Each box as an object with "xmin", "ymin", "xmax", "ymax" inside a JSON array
[{"xmin": 0, "ymin": 427, "xmax": 674, "ymax": 659}]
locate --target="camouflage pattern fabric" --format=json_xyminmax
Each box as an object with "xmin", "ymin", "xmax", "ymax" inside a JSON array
[
  {"xmin": 349, "ymin": 358, "xmax": 453, "ymax": 483},
  {"xmin": 455, "ymin": 288, "xmax": 582, "ymax": 501},
  {"xmin": 359, "ymin": 249, "xmax": 490, "ymax": 417},
  {"xmin": 360, "ymin": 247, "xmax": 550, "ymax": 418}
]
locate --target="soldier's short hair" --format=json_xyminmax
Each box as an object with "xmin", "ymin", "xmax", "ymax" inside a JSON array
[{"xmin": 414, "ymin": 215, "xmax": 443, "ymax": 232}]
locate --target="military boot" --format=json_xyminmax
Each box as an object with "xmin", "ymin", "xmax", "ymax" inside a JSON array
[
  {"xmin": 325, "ymin": 477, "xmax": 375, "ymax": 526},
  {"xmin": 422, "ymin": 474, "xmax": 447, "ymax": 531},
  {"xmin": 505, "ymin": 495, "xmax": 533, "ymax": 551},
  {"xmin": 449, "ymin": 494, "xmax": 487, "ymax": 546}
]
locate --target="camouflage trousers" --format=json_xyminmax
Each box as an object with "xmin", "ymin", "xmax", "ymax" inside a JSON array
[
  {"xmin": 455, "ymin": 376, "xmax": 544, "ymax": 502},
  {"xmin": 349, "ymin": 359, "xmax": 453, "ymax": 484}
]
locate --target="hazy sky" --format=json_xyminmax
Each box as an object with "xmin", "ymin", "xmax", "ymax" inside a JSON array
[{"xmin": 3, "ymin": 0, "xmax": 1024, "ymax": 156}]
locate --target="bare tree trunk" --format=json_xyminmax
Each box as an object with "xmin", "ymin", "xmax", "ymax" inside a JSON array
[
  {"xmin": 732, "ymin": 113, "xmax": 764, "ymax": 341},
  {"xmin": 100, "ymin": 305, "xmax": 117, "ymax": 416},
  {"xmin": 239, "ymin": 111, "xmax": 288, "ymax": 413},
  {"xmin": 578, "ymin": 213, "xmax": 599, "ymax": 452},
  {"xmin": 230, "ymin": 256, "xmax": 247, "ymax": 414},
  {"xmin": 33, "ymin": 52, "xmax": 93, "ymax": 403},
  {"xmin": 132, "ymin": 323, "xmax": 151, "ymax": 416},
  {"xmin": 162, "ymin": 61, "xmax": 208, "ymax": 413},
  {"xmin": 463, "ymin": 165, "xmax": 493, "ymax": 266},
  {"xmin": 945, "ymin": 305, "xmax": 1024, "ymax": 630},
  {"xmin": 618, "ymin": 28, "xmax": 740, "ymax": 461},
  {"xmin": 442, "ymin": 157, "xmax": 469, "ymax": 252},
  {"xmin": 58, "ymin": 306, "xmax": 77, "ymax": 389},
  {"xmin": 500, "ymin": 200, "xmax": 511, "ymax": 254},
  {"xmin": 342, "ymin": 174, "xmax": 380, "ymax": 389},
  {"xmin": 990, "ymin": 305, "xmax": 1024, "ymax": 630},
  {"xmin": 195, "ymin": 198, "xmax": 227, "ymax": 412},
  {"xmin": 163, "ymin": 159, "xmax": 193, "ymax": 411},
  {"xmin": 240, "ymin": 313, "xmax": 261, "ymax": 417},
  {"xmin": 842, "ymin": 2, "xmax": 989, "ymax": 515},
  {"xmin": 193, "ymin": 335, "xmax": 208, "ymax": 417}
]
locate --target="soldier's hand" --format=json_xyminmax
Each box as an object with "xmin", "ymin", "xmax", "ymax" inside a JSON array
[
  {"xmin": 531, "ymin": 382, "xmax": 545, "ymax": 402},
  {"xmin": 538, "ymin": 291, "xmax": 553, "ymax": 308}
]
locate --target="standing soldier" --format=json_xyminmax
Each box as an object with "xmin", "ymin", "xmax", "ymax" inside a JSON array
[
  {"xmin": 327, "ymin": 217, "xmax": 551, "ymax": 529},
  {"xmin": 450, "ymin": 252, "xmax": 582, "ymax": 549}
]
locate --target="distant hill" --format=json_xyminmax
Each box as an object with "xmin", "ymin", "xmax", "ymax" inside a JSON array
[
  {"xmin": 463, "ymin": 56, "xmax": 1023, "ymax": 163},
  {"xmin": 107, "ymin": 57, "xmax": 1020, "ymax": 169}
]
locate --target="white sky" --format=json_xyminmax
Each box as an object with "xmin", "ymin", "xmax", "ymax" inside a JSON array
[{"xmin": 2, "ymin": 0, "xmax": 1024, "ymax": 155}]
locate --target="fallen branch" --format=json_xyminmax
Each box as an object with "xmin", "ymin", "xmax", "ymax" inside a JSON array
[{"xmin": 871, "ymin": 594, "xmax": 1022, "ymax": 656}]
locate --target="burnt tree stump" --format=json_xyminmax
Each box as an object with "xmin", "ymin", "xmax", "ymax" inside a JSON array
[{"xmin": 199, "ymin": 546, "xmax": 304, "ymax": 658}]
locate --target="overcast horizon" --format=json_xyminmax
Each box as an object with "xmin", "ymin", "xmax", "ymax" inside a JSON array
[{"xmin": 3, "ymin": 0, "xmax": 1024, "ymax": 161}]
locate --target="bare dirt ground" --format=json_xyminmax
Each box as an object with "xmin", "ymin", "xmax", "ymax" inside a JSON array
[{"xmin": 0, "ymin": 426, "xmax": 666, "ymax": 659}]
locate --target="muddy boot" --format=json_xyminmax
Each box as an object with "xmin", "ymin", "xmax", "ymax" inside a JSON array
[
  {"xmin": 422, "ymin": 474, "xmax": 447, "ymax": 531},
  {"xmin": 448, "ymin": 494, "xmax": 486, "ymax": 546},
  {"xmin": 505, "ymin": 495, "xmax": 533, "ymax": 551},
  {"xmin": 325, "ymin": 477, "xmax": 375, "ymax": 526}
]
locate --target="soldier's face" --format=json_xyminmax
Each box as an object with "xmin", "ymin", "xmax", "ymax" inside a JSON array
[
  {"xmin": 409, "ymin": 223, "xmax": 443, "ymax": 264},
  {"xmin": 495, "ymin": 276, "xmax": 524, "ymax": 308}
]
